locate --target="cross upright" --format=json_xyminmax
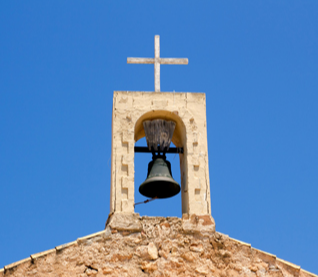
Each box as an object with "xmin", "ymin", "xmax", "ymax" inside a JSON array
[{"xmin": 127, "ymin": 35, "xmax": 188, "ymax": 92}]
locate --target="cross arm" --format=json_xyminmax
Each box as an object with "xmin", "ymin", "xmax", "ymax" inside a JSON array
[
  {"xmin": 127, "ymin": 58, "xmax": 155, "ymax": 64},
  {"xmin": 160, "ymin": 58, "xmax": 188, "ymax": 65}
]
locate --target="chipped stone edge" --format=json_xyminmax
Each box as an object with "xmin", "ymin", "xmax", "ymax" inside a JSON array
[
  {"xmin": 224, "ymin": 234, "xmax": 318, "ymax": 277},
  {"xmin": 55, "ymin": 240, "xmax": 78, "ymax": 251},
  {"xmin": 252, "ymin": 247, "xmax": 276, "ymax": 259},
  {"xmin": 1, "ymin": 229, "xmax": 107, "ymax": 273},
  {"xmin": 77, "ymin": 229, "xmax": 106, "ymax": 243},
  {"xmin": 228, "ymin": 236, "xmax": 251, "ymax": 248},
  {"xmin": 215, "ymin": 231, "xmax": 229, "ymax": 239},
  {"xmin": 31, "ymin": 248, "xmax": 56, "ymax": 261},
  {"xmin": 276, "ymin": 257, "xmax": 300, "ymax": 270},
  {"xmin": 301, "ymin": 268, "xmax": 318, "ymax": 277},
  {"xmin": 3, "ymin": 257, "xmax": 31, "ymax": 271}
]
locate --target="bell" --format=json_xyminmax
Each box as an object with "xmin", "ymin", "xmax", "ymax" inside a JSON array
[{"xmin": 139, "ymin": 155, "xmax": 181, "ymax": 199}]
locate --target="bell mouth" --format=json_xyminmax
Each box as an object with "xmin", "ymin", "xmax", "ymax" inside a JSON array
[
  {"xmin": 139, "ymin": 176, "xmax": 180, "ymax": 199},
  {"xmin": 139, "ymin": 155, "xmax": 181, "ymax": 199}
]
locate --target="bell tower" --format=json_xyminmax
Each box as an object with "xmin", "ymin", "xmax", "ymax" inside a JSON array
[{"xmin": 110, "ymin": 36, "xmax": 212, "ymax": 216}]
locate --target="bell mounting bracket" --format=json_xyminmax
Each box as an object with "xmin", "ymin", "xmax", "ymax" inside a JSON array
[{"xmin": 134, "ymin": 146, "xmax": 183, "ymax": 154}]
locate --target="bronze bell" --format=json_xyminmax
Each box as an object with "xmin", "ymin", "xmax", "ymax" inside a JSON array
[{"xmin": 139, "ymin": 154, "xmax": 180, "ymax": 199}]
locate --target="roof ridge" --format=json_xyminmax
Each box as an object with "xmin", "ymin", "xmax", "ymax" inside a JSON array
[
  {"xmin": 222, "ymin": 232, "xmax": 317, "ymax": 277},
  {"xmin": 1, "ymin": 229, "xmax": 107, "ymax": 275}
]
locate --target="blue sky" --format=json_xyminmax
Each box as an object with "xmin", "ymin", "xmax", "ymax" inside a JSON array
[{"xmin": 0, "ymin": 1, "xmax": 317, "ymax": 274}]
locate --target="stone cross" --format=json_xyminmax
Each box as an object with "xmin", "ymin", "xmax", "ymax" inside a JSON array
[{"xmin": 127, "ymin": 35, "xmax": 188, "ymax": 92}]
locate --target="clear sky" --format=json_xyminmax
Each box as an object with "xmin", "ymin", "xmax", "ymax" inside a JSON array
[{"xmin": 0, "ymin": 1, "xmax": 317, "ymax": 274}]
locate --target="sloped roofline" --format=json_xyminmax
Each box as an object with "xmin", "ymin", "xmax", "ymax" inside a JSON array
[{"xmin": 1, "ymin": 229, "xmax": 316, "ymax": 277}]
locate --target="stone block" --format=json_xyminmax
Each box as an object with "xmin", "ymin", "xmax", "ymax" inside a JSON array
[
  {"xmin": 30, "ymin": 249, "xmax": 55, "ymax": 261},
  {"xmin": 182, "ymin": 214, "xmax": 215, "ymax": 235},
  {"xmin": 108, "ymin": 213, "xmax": 142, "ymax": 232},
  {"xmin": 147, "ymin": 242, "xmax": 158, "ymax": 260},
  {"xmin": 251, "ymin": 248, "xmax": 276, "ymax": 265},
  {"xmin": 4, "ymin": 257, "xmax": 31, "ymax": 271},
  {"xmin": 121, "ymin": 199, "xmax": 134, "ymax": 213},
  {"xmin": 55, "ymin": 241, "xmax": 78, "ymax": 252},
  {"xmin": 77, "ymin": 230, "xmax": 107, "ymax": 244},
  {"xmin": 301, "ymin": 269, "xmax": 318, "ymax": 277},
  {"xmin": 276, "ymin": 258, "xmax": 300, "ymax": 276}
]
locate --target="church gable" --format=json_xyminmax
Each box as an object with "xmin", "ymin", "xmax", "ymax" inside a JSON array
[{"xmin": 1, "ymin": 214, "xmax": 316, "ymax": 277}]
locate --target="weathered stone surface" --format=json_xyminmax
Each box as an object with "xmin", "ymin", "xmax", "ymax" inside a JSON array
[
  {"xmin": 2, "ymin": 215, "xmax": 316, "ymax": 277},
  {"xmin": 182, "ymin": 214, "xmax": 215, "ymax": 235},
  {"xmin": 108, "ymin": 213, "xmax": 142, "ymax": 232},
  {"xmin": 147, "ymin": 242, "xmax": 158, "ymax": 260}
]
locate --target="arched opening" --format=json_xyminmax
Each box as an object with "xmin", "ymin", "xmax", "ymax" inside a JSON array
[
  {"xmin": 134, "ymin": 110, "xmax": 187, "ymax": 217},
  {"xmin": 134, "ymin": 110, "xmax": 186, "ymax": 148}
]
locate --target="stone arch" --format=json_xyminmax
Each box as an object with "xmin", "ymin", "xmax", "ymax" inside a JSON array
[
  {"xmin": 134, "ymin": 110, "xmax": 186, "ymax": 147},
  {"xmin": 134, "ymin": 110, "xmax": 188, "ymax": 214}
]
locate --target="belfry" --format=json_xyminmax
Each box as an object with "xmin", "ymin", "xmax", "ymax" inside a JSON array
[{"xmin": 110, "ymin": 35, "xmax": 212, "ymax": 216}]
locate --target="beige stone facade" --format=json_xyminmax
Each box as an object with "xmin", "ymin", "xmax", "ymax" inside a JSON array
[
  {"xmin": 111, "ymin": 91, "xmax": 211, "ymax": 215},
  {"xmin": 2, "ymin": 214, "xmax": 316, "ymax": 277}
]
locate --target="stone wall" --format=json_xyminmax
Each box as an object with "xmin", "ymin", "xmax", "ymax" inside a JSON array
[{"xmin": 1, "ymin": 214, "xmax": 316, "ymax": 277}]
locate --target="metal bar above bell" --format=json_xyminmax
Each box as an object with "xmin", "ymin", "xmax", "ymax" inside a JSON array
[{"xmin": 134, "ymin": 146, "xmax": 183, "ymax": 154}]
